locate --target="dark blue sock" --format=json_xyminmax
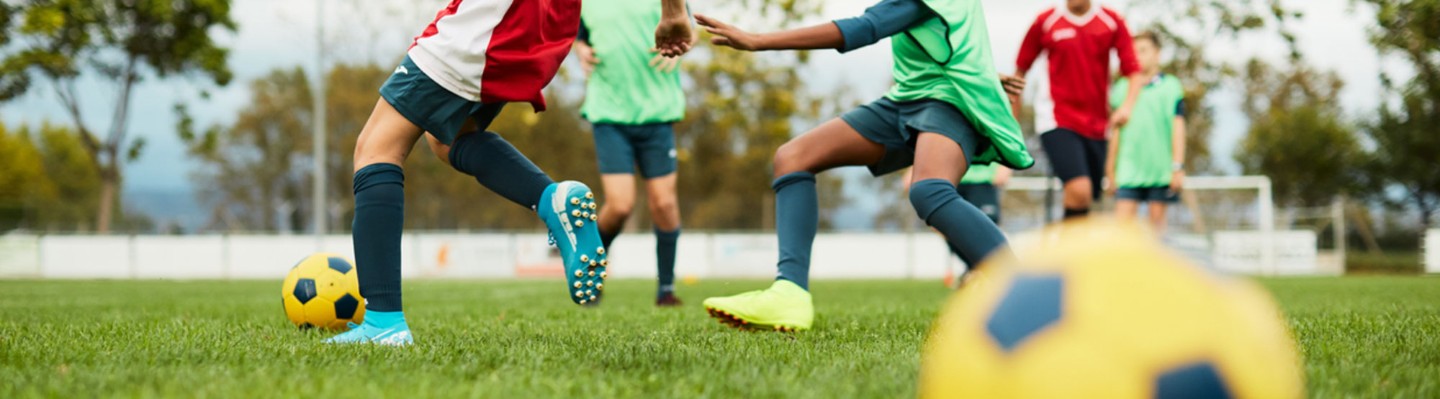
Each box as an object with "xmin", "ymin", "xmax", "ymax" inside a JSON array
[
  {"xmin": 449, "ymin": 131, "xmax": 554, "ymax": 210},
  {"xmin": 773, "ymin": 172, "xmax": 817, "ymax": 290},
  {"xmin": 910, "ymin": 179, "xmax": 1010, "ymax": 267},
  {"xmin": 945, "ymin": 240, "xmax": 971, "ymax": 272},
  {"xmin": 601, "ymin": 228, "xmax": 619, "ymax": 250},
  {"xmin": 655, "ymin": 228, "xmax": 680, "ymax": 295},
  {"xmin": 352, "ymin": 163, "xmax": 405, "ymax": 312}
]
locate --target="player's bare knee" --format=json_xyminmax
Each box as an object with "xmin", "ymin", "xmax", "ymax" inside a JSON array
[
  {"xmin": 426, "ymin": 136, "xmax": 452, "ymax": 166},
  {"xmin": 773, "ymin": 141, "xmax": 808, "ymax": 177}
]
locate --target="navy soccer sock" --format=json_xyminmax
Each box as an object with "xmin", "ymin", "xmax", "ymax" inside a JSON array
[
  {"xmin": 600, "ymin": 228, "xmax": 619, "ymax": 250},
  {"xmin": 773, "ymin": 172, "xmax": 817, "ymax": 290},
  {"xmin": 1063, "ymin": 208, "xmax": 1090, "ymax": 219},
  {"xmin": 655, "ymin": 228, "xmax": 680, "ymax": 295},
  {"xmin": 910, "ymin": 179, "xmax": 1010, "ymax": 267},
  {"xmin": 449, "ymin": 131, "xmax": 555, "ymax": 210},
  {"xmin": 352, "ymin": 163, "xmax": 406, "ymax": 312}
]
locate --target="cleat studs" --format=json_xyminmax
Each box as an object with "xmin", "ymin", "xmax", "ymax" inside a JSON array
[
  {"xmin": 581, "ymin": 211, "xmax": 590, "ymax": 218},
  {"xmin": 575, "ymin": 220, "xmax": 585, "ymax": 227},
  {"xmin": 572, "ymin": 210, "xmax": 582, "ymax": 217},
  {"xmin": 590, "ymin": 215, "xmax": 598, "ymax": 221},
  {"xmin": 586, "ymin": 281, "xmax": 594, "ymax": 287},
  {"xmin": 596, "ymin": 283, "xmax": 604, "ymax": 291},
  {"xmin": 600, "ymin": 260, "xmax": 609, "ymax": 267},
  {"xmin": 589, "ymin": 295, "xmax": 597, "ymax": 301},
  {"xmin": 588, "ymin": 260, "xmax": 596, "ymax": 267},
  {"xmin": 571, "ymin": 198, "xmax": 581, "ymax": 205},
  {"xmin": 574, "ymin": 270, "xmax": 583, "ymax": 278},
  {"xmin": 585, "ymin": 192, "xmax": 594, "ymax": 199},
  {"xmin": 585, "ymin": 290, "xmax": 593, "ymax": 296},
  {"xmin": 580, "ymin": 299, "xmax": 588, "ymax": 305},
  {"xmin": 575, "ymin": 290, "xmax": 584, "ymax": 298},
  {"xmin": 600, "ymin": 272, "xmax": 608, "ymax": 279},
  {"xmin": 573, "ymin": 282, "xmax": 582, "ymax": 289},
  {"xmin": 597, "ymin": 247, "xmax": 605, "ymax": 255},
  {"xmin": 580, "ymin": 255, "xmax": 590, "ymax": 263},
  {"xmin": 588, "ymin": 270, "xmax": 596, "ymax": 277}
]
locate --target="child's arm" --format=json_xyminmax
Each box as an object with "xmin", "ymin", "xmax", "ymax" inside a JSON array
[
  {"xmin": 655, "ymin": 0, "xmax": 693, "ymax": 56},
  {"xmin": 993, "ymin": 166, "xmax": 1014, "ymax": 188},
  {"xmin": 1171, "ymin": 115, "xmax": 1187, "ymax": 192},
  {"xmin": 1109, "ymin": 17, "xmax": 1143, "ymax": 128},
  {"xmin": 1105, "ymin": 126, "xmax": 1122, "ymax": 195},
  {"xmin": 696, "ymin": 0, "xmax": 932, "ymax": 52},
  {"xmin": 573, "ymin": 20, "xmax": 599, "ymax": 74}
]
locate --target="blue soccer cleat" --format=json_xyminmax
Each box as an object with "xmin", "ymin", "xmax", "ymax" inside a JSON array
[
  {"xmin": 538, "ymin": 181, "xmax": 608, "ymax": 305},
  {"xmin": 323, "ymin": 318, "xmax": 413, "ymax": 346}
]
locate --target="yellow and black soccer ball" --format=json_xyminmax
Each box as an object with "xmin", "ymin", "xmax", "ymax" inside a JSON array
[
  {"xmin": 921, "ymin": 219, "xmax": 1303, "ymax": 399},
  {"xmin": 281, "ymin": 253, "xmax": 364, "ymax": 330}
]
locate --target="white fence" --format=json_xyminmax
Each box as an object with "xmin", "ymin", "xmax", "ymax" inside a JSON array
[
  {"xmin": 0, "ymin": 233, "xmax": 955, "ymax": 280},
  {"xmin": 0, "ymin": 229, "xmax": 1328, "ymax": 279},
  {"xmin": 1426, "ymin": 229, "xmax": 1439, "ymax": 274}
]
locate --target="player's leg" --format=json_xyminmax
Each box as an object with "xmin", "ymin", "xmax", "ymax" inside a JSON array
[
  {"xmin": 1115, "ymin": 197, "xmax": 1141, "ymax": 221},
  {"xmin": 592, "ymin": 124, "xmax": 640, "ymax": 250},
  {"xmin": 645, "ymin": 174, "xmax": 681, "ymax": 305},
  {"xmin": 430, "ymin": 107, "xmax": 608, "ymax": 305},
  {"xmin": 1041, "ymin": 130, "xmax": 1094, "ymax": 219},
  {"xmin": 635, "ymin": 123, "xmax": 683, "ymax": 306},
  {"xmin": 704, "ymin": 118, "xmax": 886, "ymax": 331},
  {"xmin": 1148, "ymin": 200, "xmax": 1168, "ymax": 232},
  {"xmin": 326, "ymin": 98, "xmax": 424, "ymax": 346},
  {"xmin": 909, "ymin": 133, "xmax": 1010, "ymax": 268}
]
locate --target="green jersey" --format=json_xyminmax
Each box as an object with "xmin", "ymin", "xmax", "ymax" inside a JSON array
[
  {"xmin": 960, "ymin": 163, "xmax": 998, "ymax": 184},
  {"xmin": 1110, "ymin": 74, "xmax": 1185, "ymax": 187},
  {"xmin": 579, "ymin": 0, "xmax": 685, "ymax": 124},
  {"xmin": 887, "ymin": 0, "xmax": 1034, "ymax": 170}
]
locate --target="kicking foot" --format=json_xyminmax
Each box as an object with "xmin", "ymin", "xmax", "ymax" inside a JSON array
[
  {"xmin": 323, "ymin": 321, "xmax": 413, "ymax": 346},
  {"xmin": 539, "ymin": 181, "xmax": 608, "ymax": 305},
  {"xmin": 703, "ymin": 280, "xmax": 813, "ymax": 331},
  {"xmin": 656, "ymin": 292, "xmax": 683, "ymax": 307}
]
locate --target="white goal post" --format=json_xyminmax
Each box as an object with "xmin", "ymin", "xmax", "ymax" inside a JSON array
[
  {"xmin": 1003, "ymin": 176, "xmax": 1306, "ymax": 276},
  {"xmin": 1426, "ymin": 229, "xmax": 1440, "ymax": 274}
]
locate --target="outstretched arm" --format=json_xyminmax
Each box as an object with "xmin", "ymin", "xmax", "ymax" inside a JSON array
[
  {"xmin": 698, "ymin": 0, "xmax": 933, "ymax": 52},
  {"xmin": 655, "ymin": 0, "xmax": 693, "ymax": 56}
]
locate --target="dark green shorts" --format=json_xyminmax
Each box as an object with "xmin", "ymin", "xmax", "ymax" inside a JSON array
[
  {"xmin": 840, "ymin": 98, "xmax": 993, "ymax": 177},
  {"xmin": 1117, "ymin": 186, "xmax": 1180, "ymax": 203},
  {"xmin": 592, "ymin": 123, "xmax": 678, "ymax": 178},
  {"xmin": 957, "ymin": 183, "xmax": 1001, "ymax": 223},
  {"xmin": 379, "ymin": 56, "xmax": 504, "ymax": 145}
]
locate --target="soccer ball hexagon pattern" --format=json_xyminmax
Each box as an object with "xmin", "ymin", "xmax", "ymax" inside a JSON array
[
  {"xmin": 920, "ymin": 219, "xmax": 1304, "ymax": 399},
  {"xmin": 281, "ymin": 253, "xmax": 365, "ymax": 330}
]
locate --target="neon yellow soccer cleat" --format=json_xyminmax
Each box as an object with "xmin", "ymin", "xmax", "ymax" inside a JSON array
[{"xmin": 703, "ymin": 279, "xmax": 813, "ymax": 332}]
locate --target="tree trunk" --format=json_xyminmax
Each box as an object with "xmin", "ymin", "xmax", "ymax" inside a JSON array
[{"xmin": 97, "ymin": 173, "xmax": 116, "ymax": 234}]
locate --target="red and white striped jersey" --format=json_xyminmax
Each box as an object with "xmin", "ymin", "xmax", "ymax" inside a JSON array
[
  {"xmin": 1017, "ymin": 4, "xmax": 1139, "ymax": 140},
  {"xmin": 407, "ymin": 0, "xmax": 581, "ymax": 111}
]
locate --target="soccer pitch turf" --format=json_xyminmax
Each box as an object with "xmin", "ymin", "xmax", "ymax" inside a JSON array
[{"xmin": 1, "ymin": 277, "xmax": 1437, "ymax": 398}]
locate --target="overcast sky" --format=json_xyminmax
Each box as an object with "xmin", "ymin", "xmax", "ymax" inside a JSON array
[{"xmin": 1, "ymin": 0, "xmax": 1393, "ymax": 201}]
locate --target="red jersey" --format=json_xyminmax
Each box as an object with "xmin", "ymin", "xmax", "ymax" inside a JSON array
[
  {"xmin": 1017, "ymin": 5, "xmax": 1139, "ymax": 140},
  {"xmin": 408, "ymin": 0, "xmax": 580, "ymax": 111}
]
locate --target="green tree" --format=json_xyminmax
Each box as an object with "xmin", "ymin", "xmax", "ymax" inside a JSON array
[
  {"xmin": 1235, "ymin": 60, "xmax": 1361, "ymax": 208},
  {"xmin": 0, "ymin": 123, "xmax": 55, "ymax": 231},
  {"xmin": 0, "ymin": 0, "xmax": 236, "ymax": 233},
  {"xmin": 1355, "ymin": 0, "xmax": 1440, "ymax": 229}
]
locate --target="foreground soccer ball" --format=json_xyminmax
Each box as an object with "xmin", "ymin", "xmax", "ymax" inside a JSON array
[
  {"xmin": 281, "ymin": 253, "xmax": 364, "ymax": 330},
  {"xmin": 921, "ymin": 220, "xmax": 1303, "ymax": 398}
]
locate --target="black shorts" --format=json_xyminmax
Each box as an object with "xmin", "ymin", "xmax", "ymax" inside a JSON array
[
  {"xmin": 1117, "ymin": 186, "xmax": 1180, "ymax": 203},
  {"xmin": 1041, "ymin": 128, "xmax": 1107, "ymax": 200}
]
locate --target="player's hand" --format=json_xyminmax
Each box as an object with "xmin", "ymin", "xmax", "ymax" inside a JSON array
[
  {"xmin": 574, "ymin": 42, "xmax": 600, "ymax": 76},
  {"xmin": 1104, "ymin": 172, "xmax": 1118, "ymax": 195},
  {"xmin": 1110, "ymin": 105, "xmax": 1133, "ymax": 128},
  {"xmin": 648, "ymin": 50, "xmax": 681, "ymax": 72},
  {"xmin": 696, "ymin": 14, "xmax": 762, "ymax": 51},
  {"xmin": 1170, "ymin": 170, "xmax": 1185, "ymax": 194},
  {"xmin": 655, "ymin": 12, "xmax": 693, "ymax": 57},
  {"xmin": 999, "ymin": 74, "xmax": 1025, "ymax": 97}
]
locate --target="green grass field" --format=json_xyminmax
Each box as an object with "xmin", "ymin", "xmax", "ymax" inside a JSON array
[{"xmin": 2, "ymin": 277, "xmax": 1437, "ymax": 398}]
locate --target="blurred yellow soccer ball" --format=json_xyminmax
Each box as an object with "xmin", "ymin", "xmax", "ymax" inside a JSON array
[
  {"xmin": 920, "ymin": 219, "xmax": 1303, "ymax": 399},
  {"xmin": 281, "ymin": 253, "xmax": 365, "ymax": 330}
]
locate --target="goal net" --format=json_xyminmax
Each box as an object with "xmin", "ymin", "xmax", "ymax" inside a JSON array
[{"xmin": 994, "ymin": 176, "xmax": 1326, "ymax": 276}]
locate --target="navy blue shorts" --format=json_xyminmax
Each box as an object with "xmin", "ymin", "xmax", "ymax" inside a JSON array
[
  {"xmin": 379, "ymin": 56, "xmax": 504, "ymax": 145},
  {"xmin": 592, "ymin": 122, "xmax": 678, "ymax": 178},
  {"xmin": 1041, "ymin": 128, "xmax": 1108, "ymax": 200},
  {"xmin": 957, "ymin": 183, "xmax": 1001, "ymax": 223},
  {"xmin": 1117, "ymin": 186, "xmax": 1179, "ymax": 203},
  {"xmin": 840, "ymin": 98, "xmax": 989, "ymax": 177}
]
